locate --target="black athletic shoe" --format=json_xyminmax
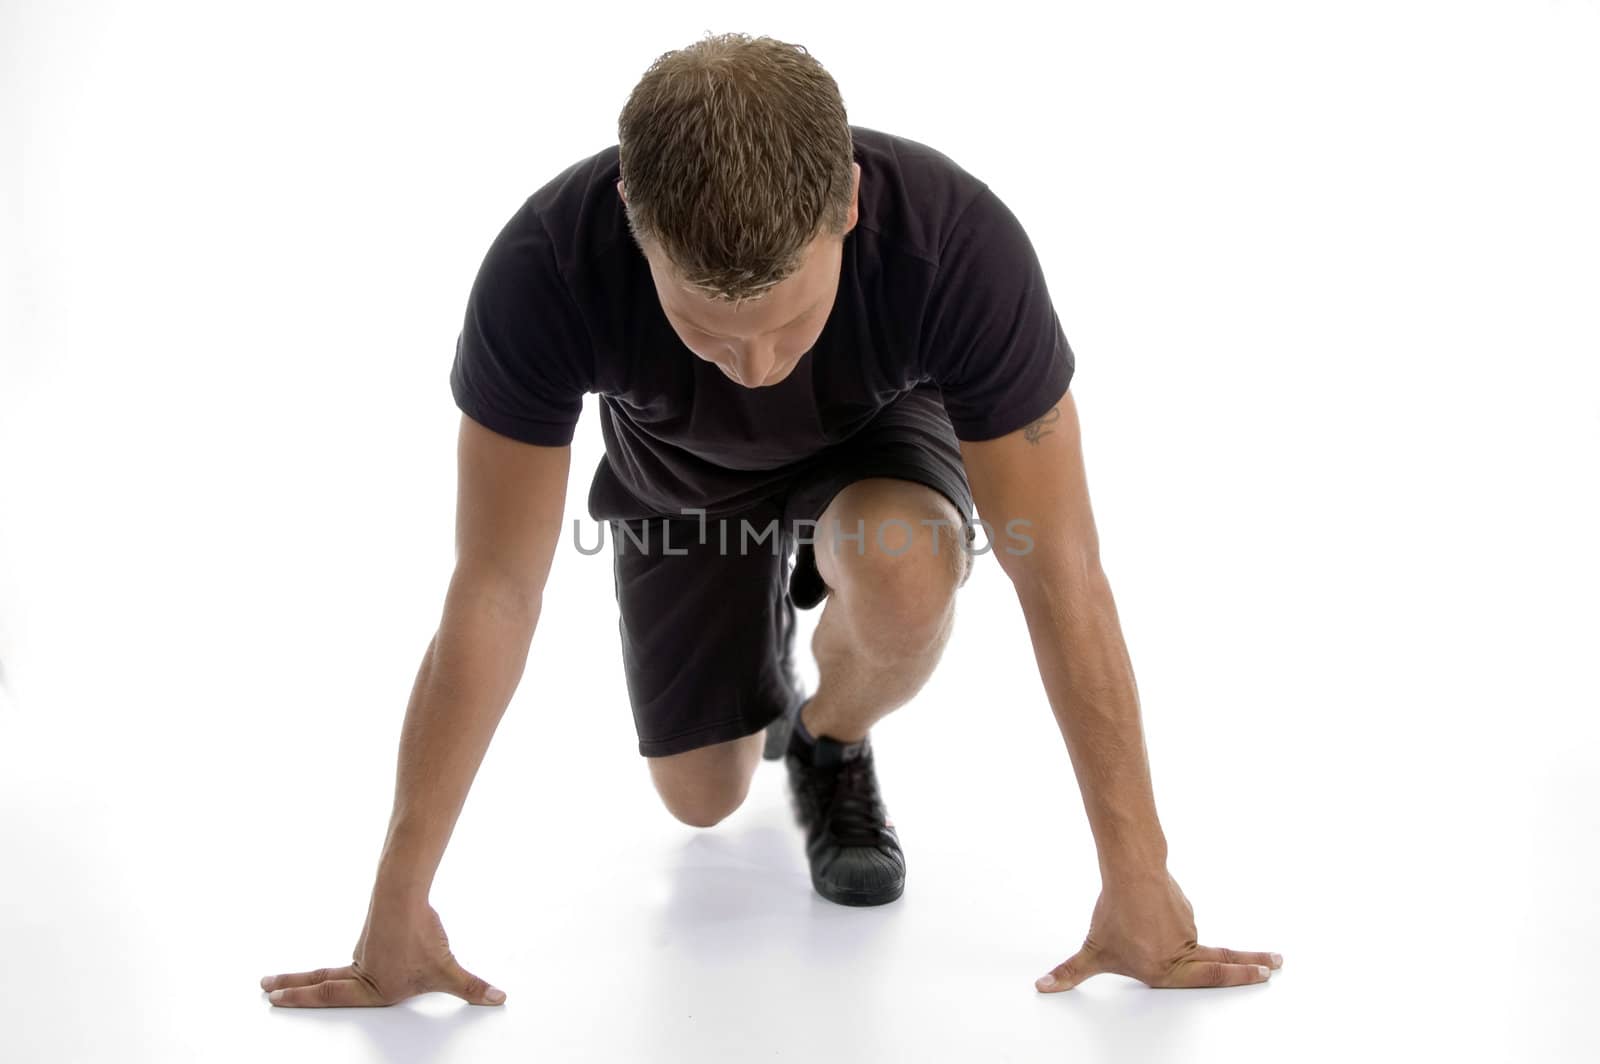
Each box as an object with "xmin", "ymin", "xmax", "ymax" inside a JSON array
[{"xmin": 784, "ymin": 715, "xmax": 906, "ymax": 906}]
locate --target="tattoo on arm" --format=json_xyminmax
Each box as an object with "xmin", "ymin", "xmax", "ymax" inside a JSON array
[{"xmin": 1022, "ymin": 406, "xmax": 1061, "ymax": 445}]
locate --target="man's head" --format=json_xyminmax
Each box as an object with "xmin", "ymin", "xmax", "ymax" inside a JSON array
[{"xmin": 616, "ymin": 32, "xmax": 859, "ymax": 388}]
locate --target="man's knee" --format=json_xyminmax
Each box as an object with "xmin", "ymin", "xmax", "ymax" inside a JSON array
[
  {"xmin": 646, "ymin": 730, "xmax": 762, "ymax": 828},
  {"xmin": 815, "ymin": 480, "xmax": 970, "ymax": 658},
  {"xmin": 659, "ymin": 791, "xmax": 746, "ymax": 829}
]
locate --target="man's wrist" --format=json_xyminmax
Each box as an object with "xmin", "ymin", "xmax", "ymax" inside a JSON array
[
  {"xmin": 1096, "ymin": 832, "xmax": 1170, "ymax": 887},
  {"xmin": 373, "ymin": 817, "xmax": 443, "ymax": 905},
  {"xmin": 372, "ymin": 856, "xmax": 433, "ymax": 908}
]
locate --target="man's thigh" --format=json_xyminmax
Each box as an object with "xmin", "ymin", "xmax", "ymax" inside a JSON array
[
  {"xmin": 608, "ymin": 499, "xmax": 804, "ymax": 759},
  {"xmin": 783, "ymin": 384, "xmax": 978, "ymax": 610}
]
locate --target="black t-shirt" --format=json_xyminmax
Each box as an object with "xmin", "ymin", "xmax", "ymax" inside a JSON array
[{"xmin": 449, "ymin": 124, "xmax": 1075, "ymax": 520}]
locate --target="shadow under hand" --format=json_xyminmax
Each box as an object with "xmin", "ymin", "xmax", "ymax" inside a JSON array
[
  {"xmin": 264, "ymin": 988, "xmax": 504, "ymax": 1064},
  {"xmin": 1044, "ymin": 974, "xmax": 1273, "ymax": 1064}
]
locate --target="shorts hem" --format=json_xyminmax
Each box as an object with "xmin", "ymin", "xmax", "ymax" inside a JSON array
[{"xmin": 637, "ymin": 705, "xmax": 786, "ymax": 759}]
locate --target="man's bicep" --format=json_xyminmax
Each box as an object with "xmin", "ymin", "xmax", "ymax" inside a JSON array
[
  {"xmin": 958, "ymin": 389, "xmax": 1099, "ymax": 583},
  {"xmin": 452, "ymin": 412, "xmax": 573, "ymax": 610}
]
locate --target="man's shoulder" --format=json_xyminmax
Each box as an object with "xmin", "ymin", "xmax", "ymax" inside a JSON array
[
  {"xmin": 516, "ymin": 141, "xmax": 631, "ymax": 276},
  {"xmin": 850, "ymin": 124, "xmax": 989, "ymax": 270}
]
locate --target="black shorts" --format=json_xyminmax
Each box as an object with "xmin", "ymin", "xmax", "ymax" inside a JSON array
[{"xmin": 596, "ymin": 387, "xmax": 977, "ymax": 758}]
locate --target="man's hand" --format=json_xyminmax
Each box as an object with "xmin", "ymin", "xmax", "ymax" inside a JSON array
[
  {"xmin": 260, "ymin": 897, "xmax": 505, "ymax": 1008},
  {"xmin": 1035, "ymin": 871, "xmax": 1281, "ymax": 992}
]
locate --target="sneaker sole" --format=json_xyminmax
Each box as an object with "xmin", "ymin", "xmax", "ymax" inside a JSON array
[{"xmin": 812, "ymin": 874, "xmax": 905, "ymax": 907}]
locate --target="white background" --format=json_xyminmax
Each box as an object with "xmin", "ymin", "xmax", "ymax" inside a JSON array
[{"xmin": 3, "ymin": 1, "xmax": 1597, "ymax": 1061}]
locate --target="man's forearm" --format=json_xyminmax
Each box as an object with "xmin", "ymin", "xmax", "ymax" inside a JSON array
[
  {"xmin": 1010, "ymin": 559, "xmax": 1168, "ymax": 881},
  {"xmin": 373, "ymin": 577, "xmax": 540, "ymax": 902}
]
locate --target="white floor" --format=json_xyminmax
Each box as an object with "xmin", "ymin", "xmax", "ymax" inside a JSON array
[{"xmin": 3, "ymin": 2, "xmax": 1598, "ymax": 1061}]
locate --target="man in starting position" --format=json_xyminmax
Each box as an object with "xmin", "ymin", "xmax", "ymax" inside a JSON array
[{"xmin": 261, "ymin": 31, "xmax": 1280, "ymax": 1008}]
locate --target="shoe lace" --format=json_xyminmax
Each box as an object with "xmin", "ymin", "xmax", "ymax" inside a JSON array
[{"xmin": 808, "ymin": 754, "xmax": 888, "ymax": 848}]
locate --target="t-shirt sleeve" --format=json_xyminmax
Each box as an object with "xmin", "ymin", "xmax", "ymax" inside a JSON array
[
  {"xmin": 449, "ymin": 207, "xmax": 594, "ymax": 447},
  {"xmin": 920, "ymin": 184, "xmax": 1075, "ymax": 441}
]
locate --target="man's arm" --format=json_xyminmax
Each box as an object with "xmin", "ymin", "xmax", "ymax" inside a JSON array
[
  {"xmin": 261, "ymin": 414, "xmax": 571, "ymax": 1008},
  {"xmin": 958, "ymin": 388, "xmax": 1281, "ymax": 991}
]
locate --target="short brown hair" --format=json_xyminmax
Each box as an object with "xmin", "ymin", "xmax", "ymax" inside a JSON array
[{"xmin": 617, "ymin": 32, "xmax": 855, "ymax": 307}]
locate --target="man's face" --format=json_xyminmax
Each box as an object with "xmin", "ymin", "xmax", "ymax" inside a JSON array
[{"xmin": 619, "ymin": 161, "xmax": 860, "ymax": 388}]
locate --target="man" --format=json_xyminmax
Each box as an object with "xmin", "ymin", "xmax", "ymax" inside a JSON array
[{"xmin": 260, "ymin": 32, "xmax": 1279, "ymax": 1008}]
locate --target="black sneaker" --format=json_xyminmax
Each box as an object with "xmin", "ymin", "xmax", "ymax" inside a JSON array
[{"xmin": 784, "ymin": 713, "xmax": 906, "ymax": 906}]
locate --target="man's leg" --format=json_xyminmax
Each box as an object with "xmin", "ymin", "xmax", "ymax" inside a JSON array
[
  {"xmin": 605, "ymin": 502, "xmax": 804, "ymax": 827},
  {"xmin": 770, "ymin": 384, "xmax": 976, "ymax": 905},
  {"xmin": 800, "ymin": 476, "xmax": 973, "ymax": 744},
  {"xmin": 778, "ymin": 475, "xmax": 972, "ymax": 906}
]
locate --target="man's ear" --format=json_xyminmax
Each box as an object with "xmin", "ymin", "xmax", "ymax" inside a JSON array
[
  {"xmin": 846, "ymin": 161, "xmax": 861, "ymax": 232},
  {"xmin": 616, "ymin": 179, "xmax": 627, "ymax": 204}
]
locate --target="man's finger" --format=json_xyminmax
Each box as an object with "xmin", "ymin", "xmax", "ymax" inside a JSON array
[
  {"xmin": 267, "ymin": 977, "xmax": 384, "ymax": 1008},
  {"xmin": 446, "ymin": 959, "xmax": 507, "ymax": 1006},
  {"xmin": 1159, "ymin": 959, "xmax": 1272, "ymax": 989},
  {"xmin": 1190, "ymin": 946, "xmax": 1282, "ymax": 969},
  {"xmin": 261, "ymin": 966, "xmax": 355, "ymax": 992},
  {"xmin": 1036, "ymin": 947, "xmax": 1100, "ymax": 993}
]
